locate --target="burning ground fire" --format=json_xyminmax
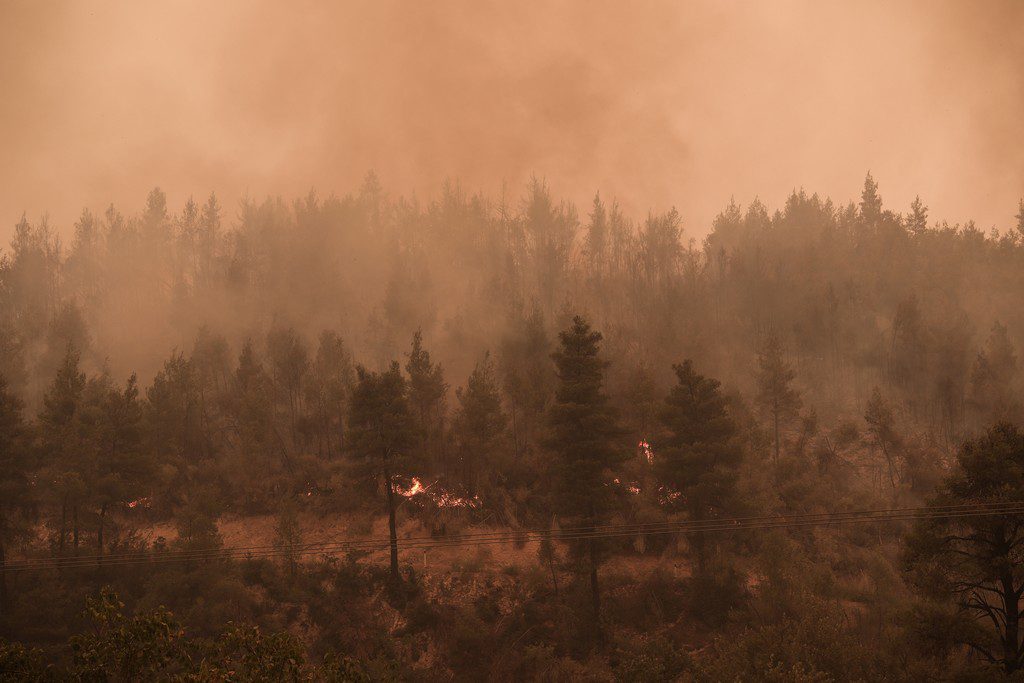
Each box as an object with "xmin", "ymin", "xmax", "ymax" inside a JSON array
[
  {"xmin": 638, "ymin": 439, "xmax": 654, "ymax": 463},
  {"xmin": 397, "ymin": 477, "xmax": 481, "ymax": 509}
]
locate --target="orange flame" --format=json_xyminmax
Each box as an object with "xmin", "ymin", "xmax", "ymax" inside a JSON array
[
  {"xmin": 398, "ymin": 477, "xmax": 430, "ymax": 497},
  {"xmin": 639, "ymin": 439, "xmax": 654, "ymax": 463}
]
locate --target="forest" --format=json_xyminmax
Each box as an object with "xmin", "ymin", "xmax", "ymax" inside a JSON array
[{"xmin": 2, "ymin": 173, "xmax": 1024, "ymax": 680}]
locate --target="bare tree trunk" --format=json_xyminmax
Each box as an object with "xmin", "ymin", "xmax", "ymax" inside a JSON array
[
  {"xmin": 59, "ymin": 496, "xmax": 67, "ymax": 554},
  {"xmin": 510, "ymin": 403, "xmax": 520, "ymax": 460},
  {"xmin": 0, "ymin": 534, "xmax": 8, "ymax": 617},
  {"xmin": 97, "ymin": 503, "xmax": 107, "ymax": 563},
  {"xmin": 548, "ymin": 552, "xmax": 559, "ymax": 599},
  {"xmin": 1002, "ymin": 570, "xmax": 1021, "ymax": 673},
  {"xmin": 773, "ymin": 408, "xmax": 780, "ymax": 462},
  {"xmin": 588, "ymin": 536, "xmax": 603, "ymax": 646},
  {"xmin": 385, "ymin": 472, "xmax": 399, "ymax": 582}
]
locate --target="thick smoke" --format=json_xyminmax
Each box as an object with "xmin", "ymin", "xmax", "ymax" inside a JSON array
[{"xmin": 1, "ymin": 0, "xmax": 1022, "ymax": 235}]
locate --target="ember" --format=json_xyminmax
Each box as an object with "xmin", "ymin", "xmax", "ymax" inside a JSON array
[
  {"xmin": 397, "ymin": 477, "xmax": 430, "ymax": 497},
  {"xmin": 638, "ymin": 439, "xmax": 654, "ymax": 463},
  {"xmin": 396, "ymin": 477, "xmax": 480, "ymax": 509}
]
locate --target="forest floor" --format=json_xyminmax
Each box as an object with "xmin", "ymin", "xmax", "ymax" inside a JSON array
[{"xmin": 135, "ymin": 511, "xmax": 688, "ymax": 583}]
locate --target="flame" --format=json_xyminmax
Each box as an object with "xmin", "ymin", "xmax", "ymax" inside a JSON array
[
  {"xmin": 398, "ymin": 477, "xmax": 430, "ymax": 497},
  {"xmin": 638, "ymin": 439, "xmax": 654, "ymax": 463},
  {"xmin": 396, "ymin": 477, "xmax": 480, "ymax": 508},
  {"xmin": 127, "ymin": 497, "xmax": 151, "ymax": 509}
]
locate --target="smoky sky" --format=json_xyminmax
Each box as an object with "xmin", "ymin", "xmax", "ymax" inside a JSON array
[{"xmin": 1, "ymin": 0, "xmax": 1022, "ymax": 238}]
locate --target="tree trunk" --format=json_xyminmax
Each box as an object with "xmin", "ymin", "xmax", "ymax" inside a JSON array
[
  {"xmin": 1002, "ymin": 571, "xmax": 1021, "ymax": 673},
  {"xmin": 73, "ymin": 506, "xmax": 79, "ymax": 554},
  {"xmin": 548, "ymin": 553, "xmax": 559, "ymax": 599},
  {"xmin": 385, "ymin": 472, "xmax": 400, "ymax": 582},
  {"xmin": 0, "ymin": 534, "xmax": 8, "ymax": 617},
  {"xmin": 97, "ymin": 503, "xmax": 107, "ymax": 562},
  {"xmin": 588, "ymin": 536, "xmax": 602, "ymax": 645},
  {"xmin": 773, "ymin": 408, "xmax": 780, "ymax": 462},
  {"xmin": 510, "ymin": 403, "xmax": 520, "ymax": 460},
  {"xmin": 59, "ymin": 497, "xmax": 67, "ymax": 554}
]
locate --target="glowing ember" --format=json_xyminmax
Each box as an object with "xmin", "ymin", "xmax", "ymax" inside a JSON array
[
  {"xmin": 398, "ymin": 477, "xmax": 431, "ymax": 497},
  {"xmin": 610, "ymin": 479, "xmax": 642, "ymax": 495},
  {"xmin": 127, "ymin": 497, "xmax": 151, "ymax": 509},
  {"xmin": 638, "ymin": 439, "xmax": 654, "ymax": 463},
  {"xmin": 436, "ymin": 491, "xmax": 482, "ymax": 509},
  {"xmin": 657, "ymin": 487, "xmax": 682, "ymax": 506},
  {"xmin": 396, "ymin": 477, "xmax": 480, "ymax": 509}
]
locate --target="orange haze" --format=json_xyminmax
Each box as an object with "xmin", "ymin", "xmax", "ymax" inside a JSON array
[{"xmin": 1, "ymin": 0, "xmax": 1022, "ymax": 238}]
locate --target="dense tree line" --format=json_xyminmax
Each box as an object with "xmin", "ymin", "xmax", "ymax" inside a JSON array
[{"xmin": 2, "ymin": 175, "xmax": 1024, "ymax": 679}]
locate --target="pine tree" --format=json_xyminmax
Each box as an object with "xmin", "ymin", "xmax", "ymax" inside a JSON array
[
  {"xmin": 38, "ymin": 346, "xmax": 88, "ymax": 555},
  {"xmin": 0, "ymin": 375, "xmax": 32, "ymax": 615},
  {"xmin": 584, "ymin": 193, "xmax": 608, "ymax": 269},
  {"xmin": 232, "ymin": 339, "xmax": 279, "ymax": 494},
  {"xmin": 451, "ymin": 352, "xmax": 508, "ymax": 491},
  {"xmin": 905, "ymin": 424, "xmax": 1024, "ymax": 673},
  {"xmin": 967, "ymin": 321, "xmax": 1020, "ymax": 428},
  {"xmin": 500, "ymin": 307, "xmax": 553, "ymax": 458},
  {"xmin": 307, "ymin": 331, "xmax": 354, "ymax": 459},
  {"xmin": 756, "ymin": 332, "xmax": 802, "ymax": 462},
  {"xmin": 545, "ymin": 316, "xmax": 625, "ymax": 643},
  {"xmin": 907, "ymin": 196, "xmax": 929, "ymax": 235},
  {"xmin": 92, "ymin": 373, "xmax": 151, "ymax": 557},
  {"xmin": 405, "ymin": 330, "xmax": 448, "ymax": 476},
  {"xmin": 1015, "ymin": 199, "xmax": 1024, "ymax": 241},
  {"xmin": 267, "ymin": 326, "xmax": 310, "ymax": 453},
  {"xmin": 656, "ymin": 360, "xmax": 743, "ymax": 572},
  {"xmin": 348, "ymin": 362, "xmax": 415, "ymax": 583},
  {"xmin": 859, "ymin": 172, "xmax": 883, "ymax": 224}
]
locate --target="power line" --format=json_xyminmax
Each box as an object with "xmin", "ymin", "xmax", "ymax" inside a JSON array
[
  {"xmin": 7, "ymin": 500, "xmax": 1014, "ymax": 568},
  {"xmin": 4, "ymin": 501, "xmax": 1021, "ymax": 573}
]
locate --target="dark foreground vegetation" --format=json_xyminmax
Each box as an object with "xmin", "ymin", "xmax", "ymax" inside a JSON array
[{"xmin": 2, "ymin": 174, "xmax": 1024, "ymax": 680}]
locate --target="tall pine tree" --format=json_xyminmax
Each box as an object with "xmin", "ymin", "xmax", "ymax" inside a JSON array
[
  {"xmin": 0, "ymin": 375, "xmax": 32, "ymax": 615},
  {"xmin": 451, "ymin": 352, "xmax": 508, "ymax": 492},
  {"xmin": 405, "ymin": 330, "xmax": 448, "ymax": 477},
  {"xmin": 756, "ymin": 332, "xmax": 802, "ymax": 462},
  {"xmin": 348, "ymin": 362, "xmax": 415, "ymax": 583},
  {"xmin": 656, "ymin": 360, "xmax": 744, "ymax": 572},
  {"xmin": 545, "ymin": 316, "xmax": 625, "ymax": 644}
]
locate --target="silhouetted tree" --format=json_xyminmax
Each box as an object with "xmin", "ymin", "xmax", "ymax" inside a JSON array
[
  {"xmin": 500, "ymin": 307, "xmax": 553, "ymax": 459},
  {"xmin": 451, "ymin": 351, "xmax": 508, "ymax": 491},
  {"xmin": 348, "ymin": 363, "xmax": 415, "ymax": 582},
  {"xmin": 405, "ymin": 330, "xmax": 448, "ymax": 477},
  {"xmin": 968, "ymin": 322, "xmax": 1020, "ymax": 428},
  {"xmin": 656, "ymin": 360, "xmax": 744, "ymax": 572},
  {"xmin": 860, "ymin": 171, "xmax": 882, "ymax": 224},
  {"xmin": 37, "ymin": 346, "xmax": 88, "ymax": 555},
  {"xmin": 756, "ymin": 333, "xmax": 802, "ymax": 461},
  {"xmin": 907, "ymin": 196, "xmax": 929, "ymax": 234},
  {"xmin": 545, "ymin": 316, "xmax": 625, "ymax": 644},
  {"xmin": 905, "ymin": 424, "xmax": 1024, "ymax": 674},
  {"xmin": 0, "ymin": 376, "xmax": 31, "ymax": 614}
]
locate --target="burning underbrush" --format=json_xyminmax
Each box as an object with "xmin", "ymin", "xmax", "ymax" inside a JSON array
[{"xmin": 395, "ymin": 476, "xmax": 485, "ymax": 536}]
